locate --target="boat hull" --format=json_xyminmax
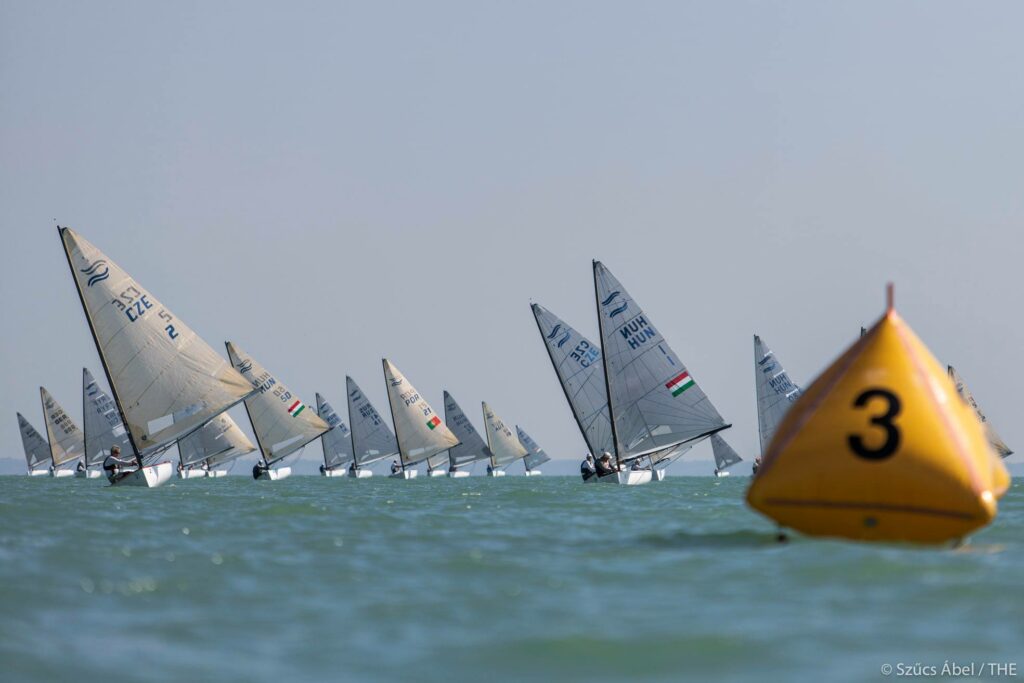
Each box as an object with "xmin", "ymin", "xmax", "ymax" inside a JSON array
[
  {"xmin": 714, "ymin": 471, "xmax": 731, "ymax": 478},
  {"xmin": 110, "ymin": 461, "xmax": 173, "ymax": 488},
  {"xmin": 426, "ymin": 470, "xmax": 447, "ymax": 478},
  {"xmin": 523, "ymin": 470, "xmax": 542, "ymax": 476},
  {"xmin": 487, "ymin": 470, "xmax": 506, "ymax": 477},
  {"xmin": 653, "ymin": 469, "xmax": 666, "ymax": 481},
  {"xmin": 177, "ymin": 469, "xmax": 208, "ymax": 479},
  {"xmin": 321, "ymin": 468, "xmax": 346, "ymax": 477},
  {"xmin": 51, "ymin": 469, "xmax": 75, "ymax": 478},
  {"xmin": 74, "ymin": 469, "xmax": 103, "ymax": 479},
  {"xmin": 596, "ymin": 470, "xmax": 652, "ymax": 486},
  {"xmin": 348, "ymin": 468, "xmax": 373, "ymax": 479},
  {"xmin": 256, "ymin": 467, "xmax": 292, "ymax": 481},
  {"xmin": 206, "ymin": 470, "xmax": 228, "ymax": 478},
  {"xmin": 389, "ymin": 470, "xmax": 418, "ymax": 479},
  {"xmin": 28, "ymin": 469, "xmax": 49, "ymax": 477},
  {"xmin": 447, "ymin": 470, "xmax": 470, "ymax": 478}
]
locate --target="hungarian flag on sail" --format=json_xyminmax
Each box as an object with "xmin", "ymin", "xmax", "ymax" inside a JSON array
[
  {"xmin": 426, "ymin": 415, "xmax": 441, "ymax": 430},
  {"xmin": 287, "ymin": 399, "xmax": 306, "ymax": 417},
  {"xmin": 666, "ymin": 372, "xmax": 695, "ymax": 397}
]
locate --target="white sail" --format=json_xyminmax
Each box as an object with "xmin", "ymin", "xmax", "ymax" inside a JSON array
[
  {"xmin": 593, "ymin": 261, "xmax": 728, "ymax": 460},
  {"xmin": 516, "ymin": 426, "xmax": 552, "ymax": 470},
  {"xmin": 444, "ymin": 390, "xmax": 493, "ymax": 470},
  {"xmin": 710, "ymin": 433, "xmax": 743, "ymax": 471},
  {"xmin": 177, "ymin": 412, "xmax": 255, "ymax": 468},
  {"xmin": 426, "ymin": 451, "xmax": 450, "ymax": 472},
  {"xmin": 316, "ymin": 393, "xmax": 355, "ymax": 470},
  {"xmin": 347, "ymin": 376, "xmax": 399, "ymax": 466},
  {"xmin": 753, "ymin": 335, "xmax": 802, "ymax": 455},
  {"xmin": 17, "ymin": 413, "xmax": 51, "ymax": 470},
  {"xmin": 40, "ymin": 387, "xmax": 84, "ymax": 468},
  {"xmin": 948, "ymin": 365, "xmax": 1013, "ymax": 459},
  {"xmin": 482, "ymin": 401, "xmax": 528, "ymax": 467},
  {"xmin": 82, "ymin": 367, "xmax": 132, "ymax": 468},
  {"xmin": 383, "ymin": 359, "xmax": 459, "ymax": 466},
  {"xmin": 227, "ymin": 342, "xmax": 329, "ymax": 466},
  {"xmin": 59, "ymin": 227, "xmax": 254, "ymax": 457},
  {"xmin": 531, "ymin": 303, "xmax": 614, "ymax": 457}
]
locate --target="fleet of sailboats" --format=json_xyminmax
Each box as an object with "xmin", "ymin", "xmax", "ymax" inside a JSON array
[{"xmin": 17, "ymin": 229, "xmax": 1012, "ymax": 490}]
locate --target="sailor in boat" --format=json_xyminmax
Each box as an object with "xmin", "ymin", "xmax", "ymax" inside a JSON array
[
  {"xmin": 580, "ymin": 453, "xmax": 597, "ymax": 481},
  {"xmin": 102, "ymin": 446, "xmax": 137, "ymax": 484},
  {"xmin": 486, "ymin": 463, "xmax": 494, "ymax": 475},
  {"xmin": 252, "ymin": 461, "xmax": 269, "ymax": 480},
  {"xmin": 201, "ymin": 461, "xmax": 210, "ymax": 474},
  {"xmin": 752, "ymin": 457, "xmax": 762, "ymax": 475},
  {"xmin": 631, "ymin": 458, "xmax": 648, "ymax": 472},
  {"xmin": 390, "ymin": 460, "xmax": 400, "ymax": 475},
  {"xmin": 76, "ymin": 460, "xmax": 86, "ymax": 474},
  {"xmin": 177, "ymin": 461, "xmax": 185, "ymax": 475},
  {"xmin": 349, "ymin": 461, "xmax": 358, "ymax": 476},
  {"xmin": 595, "ymin": 453, "xmax": 618, "ymax": 477},
  {"xmin": 319, "ymin": 463, "xmax": 327, "ymax": 476}
]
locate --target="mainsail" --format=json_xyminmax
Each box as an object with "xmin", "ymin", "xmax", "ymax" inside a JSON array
[
  {"xmin": 710, "ymin": 433, "xmax": 743, "ymax": 471},
  {"xmin": 531, "ymin": 303, "xmax": 613, "ymax": 457},
  {"xmin": 593, "ymin": 261, "xmax": 729, "ymax": 461},
  {"xmin": 17, "ymin": 413, "xmax": 51, "ymax": 470},
  {"xmin": 177, "ymin": 413, "xmax": 255, "ymax": 468},
  {"xmin": 948, "ymin": 365, "xmax": 1013, "ymax": 459},
  {"xmin": 444, "ymin": 390, "xmax": 493, "ymax": 471},
  {"xmin": 383, "ymin": 359, "xmax": 459, "ymax": 467},
  {"xmin": 59, "ymin": 227, "xmax": 254, "ymax": 458},
  {"xmin": 227, "ymin": 342, "xmax": 329, "ymax": 467},
  {"xmin": 482, "ymin": 402, "xmax": 527, "ymax": 468},
  {"xmin": 516, "ymin": 426, "xmax": 552, "ymax": 471},
  {"xmin": 316, "ymin": 393, "xmax": 355, "ymax": 470},
  {"xmin": 40, "ymin": 387, "xmax": 84, "ymax": 468},
  {"xmin": 753, "ymin": 335, "xmax": 802, "ymax": 455},
  {"xmin": 347, "ymin": 376, "xmax": 399, "ymax": 466},
  {"xmin": 82, "ymin": 367, "xmax": 132, "ymax": 468}
]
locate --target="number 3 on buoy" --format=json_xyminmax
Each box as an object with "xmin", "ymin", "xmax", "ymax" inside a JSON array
[{"xmin": 848, "ymin": 388, "xmax": 901, "ymax": 461}]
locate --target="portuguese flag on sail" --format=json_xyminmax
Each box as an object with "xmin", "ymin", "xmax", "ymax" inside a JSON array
[
  {"xmin": 666, "ymin": 371, "xmax": 695, "ymax": 397},
  {"xmin": 287, "ymin": 399, "xmax": 306, "ymax": 418},
  {"xmin": 426, "ymin": 415, "xmax": 442, "ymax": 430}
]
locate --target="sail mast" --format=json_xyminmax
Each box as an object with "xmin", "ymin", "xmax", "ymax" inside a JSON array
[
  {"xmin": 593, "ymin": 260, "xmax": 623, "ymax": 469},
  {"xmin": 58, "ymin": 227, "xmax": 143, "ymax": 463},
  {"xmin": 382, "ymin": 358, "xmax": 406, "ymax": 472}
]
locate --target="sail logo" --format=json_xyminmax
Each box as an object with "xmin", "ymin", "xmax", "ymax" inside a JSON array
[
  {"xmin": 391, "ymin": 378, "xmax": 403, "ymax": 387},
  {"xmin": 619, "ymin": 314, "xmax": 655, "ymax": 350},
  {"xmin": 81, "ymin": 260, "xmax": 110, "ymax": 287},
  {"xmin": 236, "ymin": 359, "xmax": 253, "ymax": 374},
  {"xmin": 601, "ymin": 291, "xmax": 628, "ymax": 318},
  {"xmin": 546, "ymin": 324, "xmax": 572, "ymax": 348}
]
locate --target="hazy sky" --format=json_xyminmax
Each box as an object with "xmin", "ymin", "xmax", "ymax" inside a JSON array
[{"xmin": 2, "ymin": 1, "xmax": 1021, "ymax": 472}]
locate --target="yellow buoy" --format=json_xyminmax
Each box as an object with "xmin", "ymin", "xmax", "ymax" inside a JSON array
[{"xmin": 747, "ymin": 286, "xmax": 1010, "ymax": 544}]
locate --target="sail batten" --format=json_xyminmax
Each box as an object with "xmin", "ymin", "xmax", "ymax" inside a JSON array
[
  {"xmin": 18, "ymin": 413, "xmax": 51, "ymax": 470},
  {"xmin": 59, "ymin": 227, "xmax": 255, "ymax": 457},
  {"xmin": 444, "ymin": 390, "xmax": 493, "ymax": 470},
  {"xmin": 383, "ymin": 360, "xmax": 459, "ymax": 467},
  {"xmin": 593, "ymin": 261, "xmax": 728, "ymax": 460},
  {"xmin": 347, "ymin": 376, "xmax": 399, "ymax": 466},
  {"xmin": 40, "ymin": 387, "xmax": 84, "ymax": 468},
  {"xmin": 482, "ymin": 402, "xmax": 527, "ymax": 467},
  {"xmin": 754, "ymin": 335, "xmax": 802, "ymax": 456},
  {"xmin": 227, "ymin": 342, "xmax": 329, "ymax": 467}
]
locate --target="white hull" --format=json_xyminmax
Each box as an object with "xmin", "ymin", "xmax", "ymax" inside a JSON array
[
  {"xmin": 653, "ymin": 469, "xmax": 666, "ymax": 481},
  {"xmin": 713, "ymin": 470, "xmax": 731, "ymax": 478},
  {"xmin": 389, "ymin": 470, "xmax": 418, "ymax": 479},
  {"xmin": 256, "ymin": 467, "xmax": 292, "ymax": 481},
  {"xmin": 523, "ymin": 470, "xmax": 542, "ymax": 476},
  {"xmin": 206, "ymin": 470, "xmax": 228, "ymax": 478},
  {"xmin": 110, "ymin": 461, "xmax": 173, "ymax": 488},
  {"xmin": 321, "ymin": 468, "xmax": 346, "ymax": 477},
  {"xmin": 75, "ymin": 469, "xmax": 103, "ymax": 479},
  {"xmin": 487, "ymin": 470, "xmax": 506, "ymax": 477},
  {"xmin": 596, "ymin": 470, "xmax": 653, "ymax": 486},
  {"xmin": 447, "ymin": 470, "xmax": 471, "ymax": 478},
  {"xmin": 177, "ymin": 469, "xmax": 208, "ymax": 479},
  {"xmin": 28, "ymin": 469, "xmax": 49, "ymax": 477},
  {"xmin": 50, "ymin": 469, "xmax": 76, "ymax": 478},
  {"xmin": 348, "ymin": 468, "xmax": 373, "ymax": 479},
  {"xmin": 427, "ymin": 470, "xmax": 447, "ymax": 478}
]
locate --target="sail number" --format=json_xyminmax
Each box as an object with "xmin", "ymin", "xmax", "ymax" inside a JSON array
[
  {"xmin": 111, "ymin": 286, "xmax": 179, "ymax": 341},
  {"xmin": 847, "ymin": 388, "xmax": 901, "ymax": 461}
]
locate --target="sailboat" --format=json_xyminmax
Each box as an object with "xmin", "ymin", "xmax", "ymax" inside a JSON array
[
  {"xmin": 176, "ymin": 413, "xmax": 255, "ymax": 478},
  {"xmin": 81, "ymin": 368, "xmax": 131, "ymax": 478},
  {"xmin": 710, "ymin": 433, "xmax": 742, "ymax": 477},
  {"xmin": 227, "ymin": 342, "xmax": 329, "ymax": 481},
  {"xmin": 948, "ymin": 366, "xmax": 1013, "ymax": 459},
  {"xmin": 481, "ymin": 402, "xmax": 527, "ymax": 476},
  {"xmin": 316, "ymin": 393, "xmax": 354, "ymax": 477},
  {"xmin": 60, "ymin": 227, "xmax": 254, "ymax": 487},
  {"xmin": 40, "ymin": 387, "xmax": 83, "ymax": 477},
  {"xmin": 346, "ymin": 376, "xmax": 399, "ymax": 478},
  {"xmin": 443, "ymin": 390, "xmax": 493, "ymax": 478},
  {"xmin": 516, "ymin": 426, "xmax": 551, "ymax": 476},
  {"xmin": 382, "ymin": 359, "xmax": 459, "ymax": 479},
  {"xmin": 592, "ymin": 261, "xmax": 731, "ymax": 484},
  {"xmin": 17, "ymin": 413, "xmax": 51, "ymax": 476},
  {"xmin": 753, "ymin": 335, "xmax": 802, "ymax": 475}
]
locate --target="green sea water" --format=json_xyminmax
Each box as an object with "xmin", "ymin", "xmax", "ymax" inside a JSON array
[{"xmin": 1, "ymin": 475, "xmax": 1021, "ymax": 682}]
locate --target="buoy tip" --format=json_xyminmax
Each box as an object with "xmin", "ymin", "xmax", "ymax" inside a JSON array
[{"xmin": 886, "ymin": 282, "xmax": 895, "ymax": 313}]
